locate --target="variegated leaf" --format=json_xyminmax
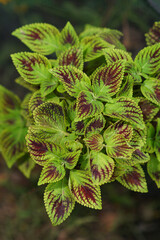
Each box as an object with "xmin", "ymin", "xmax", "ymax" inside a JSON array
[
  {"xmin": 72, "ymin": 119, "xmax": 88, "ymax": 135},
  {"xmin": 141, "ymin": 79, "xmax": 160, "ymax": 106},
  {"xmin": 76, "ymin": 91, "xmax": 104, "ymax": 121},
  {"xmin": 117, "ymin": 165, "xmax": 148, "ymax": 192},
  {"xmin": 139, "ymin": 98, "xmax": 159, "ymax": 122},
  {"xmin": 33, "ymin": 102, "xmax": 66, "ymax": 135},
  {"xmin": 59, "ymin": 22, "xmax": 79, "ymax": 49},
  {"xmin": 69, "ymin": 170, "xmax": 102, "ymax": 209},
  {"xmin": 91, "ymin": 61, "xmax": 125, "ymax": 101},
  {"xmin": 18, "ymin": 156, "xmax": 35, "ymax": 178},
  {"xmin": 116, "ymin": 75, "xmax": 133, "ymax": 98},
  {"xmin": 134, "ymin": 43, "xmax": 160, "ymax": 75},
  {"xmin": 104, "ymin": 48, "xmax": 132, "ymax": 65},
  {"xmin": 44, "ymin": 178, "xmax": 75, "ymax": 226},
  {"xmin": 0, "ymin": 85, "xmax": 20, "ymax": 115},
  {"xmin": 11, "ymin": 52, "xmax": 52, "ymax": 84},
  {"xmin": 145, "ymin": 21, "xmax": 160, "ymax": 46},
  {"xmin": 147, "ymin": 154, "xmax": 160, "ymax": 188},
  {"xmin": 12, "ymin": 23, "xmax": 60, "ymax": 55},
  {"xmin": 154, "ymin": 118, "xmax": 160, "ymax": 161},
  {"xmin": 85, "ymin": 114, "xmax": 106, "ymax": 136},
  {"xmin": 104, "ymin": 97, "xmax": 145, "ymax": 129},
  {"xmin": 38, "ymin": 162, "xmax": 65, "ymax": 185},
  {"xmin": 104, "ymin": 131, "xmax": 133, "ymax": 159},
  {"xmin": 50, "ymin": 66, "xmax": 91, "ymax": 97},
  {"xmin": 15, "ymin": 77, "xmax": 39, "ymax": 92},
  {"xmin": 57, "ymin": 46, "xmax": 83, "ymax": 70},
  {"xmin": 84, "ymin": 133, "xmax": 104, "ymax": 152},
  {"xmin": 130, "ymin": 127, "xmax": 146, "ymax": 149},
  {"xmin": 81, "ymin": 36, "xmax": 112, "ymax": 62},
  {"xmin": 40, "ymin": 76, "xmax": 59, "ymax": 97},
  {"xmin": 90, "ymin": 151, "xmax": 115, "ymax": 185},
  {"xmin": 29, "ymin": 90, "xmax": 44, "ymax": 113},
  {"xmin": 64, "ymin": 150, "xmax": 81, "ymax": 169},
  {"xmin": 0, "ymin": 126, "xmax": 27, "ymax": 168},
  {"xmin": 109, "ymin": 162, "xmax": 126, "ymax": 182},
  {"xmin": 104, "ymin": 120, "xmax": 133, "ymax": 142}
]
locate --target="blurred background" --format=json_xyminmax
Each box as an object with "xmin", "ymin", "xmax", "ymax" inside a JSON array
[{"xmin": 0, "ymin": 0, "xmax": 160, "ymax": 239}]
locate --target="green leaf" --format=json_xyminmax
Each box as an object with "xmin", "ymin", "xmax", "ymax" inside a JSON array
[
  {"xmin": 90, "ymin": 151, "xmax": 115, "ymax": 185},
  {"xmin": 29, "ymin": 90, "xmax": 44, "ymax": 113},
  {"xmin": 12, "ymin": 23, "xmax": 60, "ymax": 55},
  {"xmin": 139, "ymin": 98, "xmax": 159, "ymax": 122},
  {"xmin": 44, "ymin": 178, "xmax": 75, "ymax": 226},
  {"xmin": 63, "ymin": 150, "xmax": 81, "ymax": 170},
  {"xmin": 104, "ymin": 97, "xmax": 145, "ymax": 129},
  {"xmin": 69, "ymin": 170, "xmax": 102, "ymax": 209},
  {"xmin": 76, "ymin": 91, "xmax": 104, "ymax": 121},
  {"xmin": 134, "ymin": 43, "xmax": 160, "ymax": 75},
  {"xmin": 104, "ymin": 130, "xmax": 133, "ymax": 159},
  {"xmin": 147, "ymin": 154, "xmax": 160, "ymax": 188},
  {"xmin": 57, "ymin": 46, "xmax": 83, "ymax": 70},
  {"xmin": 18, "ymin": 156, "xmax": 35, "ymax": 178},
  {"xmin": 38, "ymin": 162, "xmax": 65, "ymax": 185},
  {"xmin": 104, "ymin": 48, "xmax": 132, "ymax": 65},
  {"xmin": 130, "ymin": 127, "xmax": 146, "ymax": 149},
  {"xmin": 144, "ymin": 123, "xmax": 155, "ymax": 153},
  {"xmin": 85, "ymin": 114, "xmax": 106, "ymax": 136},
  {"xmin": 50, "ymin": 65, "xmax": 91, "ymax": 97},
  {"xmin": 0, "ymin": 125, "xmax": 27, "ymax": 168},
  {"xmin": 40, "ymin": 76, "xmax": 59, "ymax": 97},
  {"xmin": 11, "ymin": 52, "xmax": 52, "ymax": 84},
  {"xmin": 91, "ymin": 61, "xmax": 125, "ymax": 101},
  {"xmin": 59, "ymin": 22, "xmax": 79, "ymax": 49},
  {"xmin": 117, "ymin": 165, "xmax": 148, "ymax": 193},
  {"xmin": 141, "ymin": 79, "xmax": 160, "ymax": 106},
  {"xmin": 145, "ymin": 21, "xmax": 160, "ymax": 46},
  {"xmin": 84, "ymin": 133, "xmax": 104, "ymax": 152}
]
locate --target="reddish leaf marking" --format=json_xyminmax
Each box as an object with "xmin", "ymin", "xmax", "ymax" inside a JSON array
[
  {"xmin": 26, "ymin": 30, "xmax": 42, "ymax": 40},
  {"xmin": 123, "ymin": 168, "xmax": 142, "ymax": 187}
]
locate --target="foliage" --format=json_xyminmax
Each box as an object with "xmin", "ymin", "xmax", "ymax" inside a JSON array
[{"xmin": 0, "ymin": 21, "xmax": 160, "ymax": 226}]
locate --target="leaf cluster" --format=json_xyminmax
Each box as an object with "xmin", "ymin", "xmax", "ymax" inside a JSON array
[{"xmin": 0, "ymin": 21, "xmax": 160, "ymax": 225}]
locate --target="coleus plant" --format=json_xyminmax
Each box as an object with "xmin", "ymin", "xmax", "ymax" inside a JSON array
[{"xmin": 0, "ymin": 21, "xmax": 160, "ymax": 225}]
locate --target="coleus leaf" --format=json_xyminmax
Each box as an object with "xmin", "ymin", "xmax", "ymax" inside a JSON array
[
  {"xmin": 130, "ymin": 127, "xmax": 146, "ymax": 149},
  {"xmin": 15, "ymin": 77, "xmax": 39, "ymax": 92},
  {"xmin": 139, "ymin": 98, "xmax": 159, "ymax": 122},
  {"xmin": 12, "ymin": 23, "xmax": 60, "ymax": 55},
  {"xmin": 81, "ymin": 36, "xmax": 112, "ymax": 62},
  {"xmin": 147, "ymin": 154, "xmax": 160, "ymax": 188},
  {"xmin": 29, "ymin": 90, "xmax": 44, "ymax": 113},
  {"xmin": 90, "ymin": 151, "xmax": 115, "ymax": 185},
  {"xmin": 72, "ymin": 119, "xmax": 88, "ymax": 135},
  {"xmin": 69, "ymin": 170, "xmax": 102, "ymax": 209},
  {"xmin": 63, "ymin": 150, "xmax": 81, "ymax": 170},
  {"xmin": 104, "ymin": 97, "xmax": 145, "ymax": 129},
  {"xmin": 18, "ymin": 156, "xmax": 35, "ymax": 178},
  {"xmin": 50, "ymin": 66, "xmax": 91, "ymax": 97},
  {"xmin": 141, "ymin": 79, "xmax": 160, "ymax": 106},
  {"xmin": 134, "ymin": 43, "xmax": 160, "ymax": 75},
  {"xmin": 104, "ymin": 130, "xmax": 133, "ymax": 159},
  {"xmin": 11, "ymin": 52, "xmax": 52, "ymax": 84},
  {"xmin": 33, "ymin": 102, "xmax": 66, "ymax": 139},
  {"xmin": 145, "ymin": 21, "xmax": 160, "ymax": 46},
  {"xmin": 38, "ymin": 162, "xmax": 65, "ymax": 185},
  {"xmin": 0, "ymin": 125, "xmax": 27, "ymax": 168},
  {"xmin": 154, "ymin": 118, "xmax": 160, "ymax": 161},
  {"xmin": 84, "ymin": 133, "xmax": 104, "ymax": 152},
  {"xmin": 144, "ymin": 123, "xmax": 155, "ymax": 153},
  {"xmin": 85, "ymin": 114, "xmax": 106, "ymax": 136},
  {"xmin": 104, "ymin": 48, "xmax": 132, "ymax": 65},
  {"xmin": 44, "ymin": 178, "xmax": 75, "ymax": 226},
  {"xmin": 75, "ymin": 91, "xmax": 104, "ymax": 121},
  {"xmin": 104, "ymin": 120, "xmax": 133, "ymax": 142},
  {"xmin": 59, "ymin": 22, "xmax": 79, "ymax": 49},
  {"xmin": 0, "ymin": 85, "xmax": 20, "ymax": 115},
  {"xmin": 116, "ymin": 149, "xmax": 150, "ymax": 166},
  {"xmin": 116, "ymin": 75, "xmax": 133, "ymax": 98},
  {"xmin": 91, "ymin": 61, "xmax": 125, "ymax": 101},
  {"xmin": 57, "ymin": 46, "xmax": 83, "ymax": 70},
  {"xmin": 40, "ymin": 76, "xmax": 59, "ymax": 97},
  {"xmin": 117, "ymin": 164, "xmax": 148, "ymax": 193}
]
